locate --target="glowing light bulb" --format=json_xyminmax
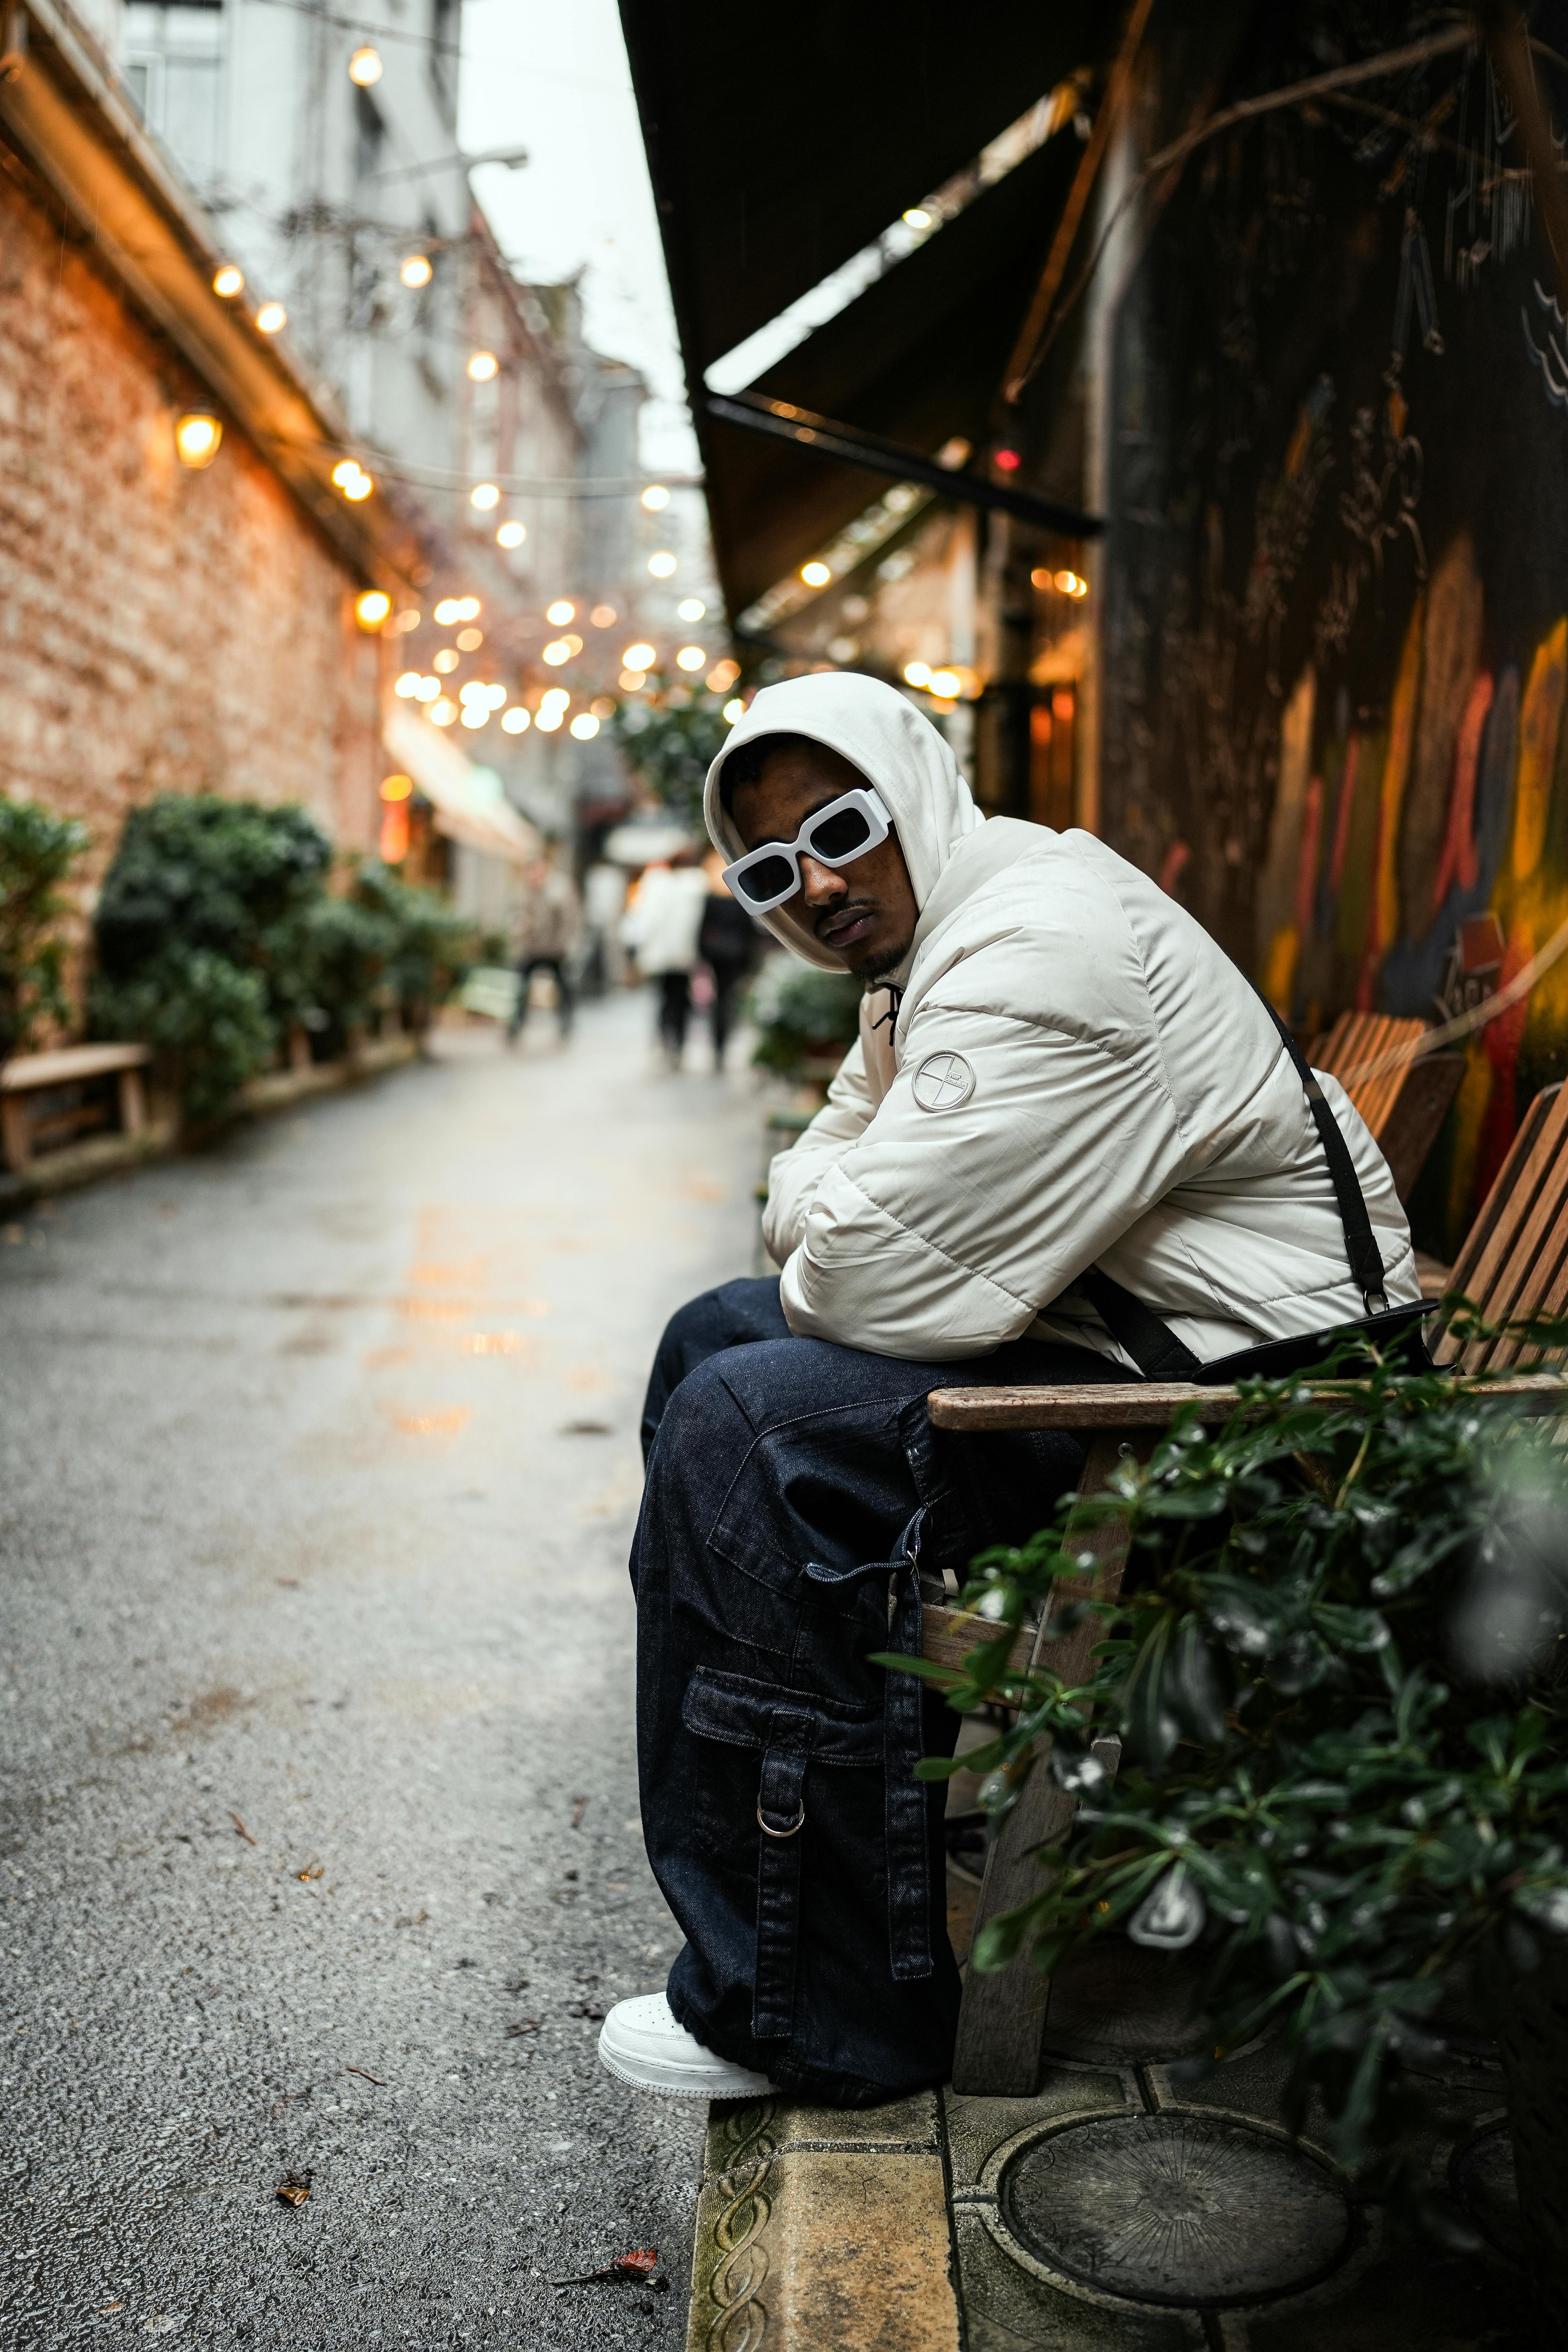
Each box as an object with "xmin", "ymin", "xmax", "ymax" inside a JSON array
[
  {"xmin": 800, "ymin": 561, "xmax": 830, "ymax": 587},
  {"xmin": 458, "ymin": 681, "xmax": 488, "ymax": 705},
  {"xmin": 677, "ymin": 597, "xmax": 706, "ymax": 621},
  {"xmin": 569, "ymin": 713, "xmax": 599, "ymax": 739},
  {"xmin": 723, "ymin": 699, "xmax": 744, "ymax": 724},
  {"xmin": 903, "ymin": 207, "xmax": 932, "ymax": 229},
  {"xmin": 461, "ymin": 705, "xmax": 488, "ymax": 729},
  {"xmin": 641, "ymin": 485, "xmax": 669, "ymax": 510},
  {"xmin": 542, "ymin": 640, "xmax": 572, "ymax": 667},
  {"xmin": 618, "ymin": 670, "xmax": 646, "ymax": 691},
  {"xmin": 255, "ymin": 302, "xmax": 286, "ymax": 334},
  {"xmin": 174, "ymin": 412, "xmax": 222, "ymax": 469},
  {"xmin": 1055, "ymin": 569, "xmax": 1088, "ymax": 598},
  {"xmin": 622, "ymin": 642, "xmax": 656, "ymax": 671},
  {"xmin": 348, "ymin": 44, "xmax": 382, "ymax": 84},
  {"xmin": 706, "ymin": 659, "xmax": 740, "ymax": 692},
  {"xmin": 590, "ymin": 604, "xmax": 617, "ymax": 627},
  {"xmin": 467, "ymin": 350, "xmax": 498, "ymax": 382},
  {"xmin": 994, "ymin": 447, "xmax": 1021, "ymax": 473},
  {"xmin": 647, "ymin": 551, "xmax": 677, "ymax": 578},
  {"xmin": 212, "ymin": 265, "xmax": 244, "ymax": 299},
  {"xmin": 395, "ymin": 672, "xmax": 421, "ymax": 699},
  {"xmin": 501, "ymin": 707, "xmax": 530, "ymax": 734},
  {"xmin": 535, "ymin": 705, "xmax": 563, "ymax": 733},
  {"xmin": 379, "ymin": 773, "xmax": 413, "ymax": 801},
  {"xmin": 433, "ymin": 648, "xmax": 460, "ymax": 674},
  {"xmin": 414, "ymin": 677, "xmax": 440, "ymax": 703},
  {"xmin": 456, "ymin": 597, "xmax": 481, "ymax": 620},
  {"xmin": 470, "ymin": 482, "xmax": 500, "ymax": 511},
  {"xmin": 433, "ymin": 598, "xmax": 461, "ymax": 625},
  {"xmin": 541, "ymin": 687, "xmax": 570, "ymax": 708},
  {"xmin": 430, "ymin": 698, "xmax": 458, "ymax": 726},
  {"xmin": 400, "ymin": 254, "xmax": 432, "ymax": 290},
  {"xmin": 496, "ymin": 521, "xmax": 526, "ymax": 548},
  {"xmin": 675, "ymin": 645, "xmax": 706, "ymax": 672},
  {"xmin": 455, "ymin": 627, "xmax": 483, "ymax": 651},
  {"xmin": 546, "ymin": 600, "xmax": 575, "ymax": 625},
  {"xmin": 929, "ymin": 668, "xmax": 961, "ymax": 698},
  {"xmin": 903, "ymin": 661, "xmax": 931, "ymax": 689},
  {"xmin": 344, "ymin": 472, "xmax": 373, "ymax": 500},
  {"xmin": 591, "ymin": 696, "xmax": 615, "ymax": 719},
  {"xmin": 355, "ymin": 589, "xmax": 392, "ymax": 629}
]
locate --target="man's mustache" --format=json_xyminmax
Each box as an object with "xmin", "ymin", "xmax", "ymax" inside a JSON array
[{"xmin": 812, "ymin": 896, "xmax": 878, "ymax": 936}]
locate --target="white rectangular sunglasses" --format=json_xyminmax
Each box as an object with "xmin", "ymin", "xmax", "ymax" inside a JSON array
[{"xmin": 721, "ymin": 786, "xmax": 892, "ymax": 914}]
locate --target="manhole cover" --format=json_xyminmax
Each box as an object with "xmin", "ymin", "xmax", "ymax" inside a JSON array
[{"xmin": 1001, "ymin": 2113, "xmax": 1352, "ymax": 2307}]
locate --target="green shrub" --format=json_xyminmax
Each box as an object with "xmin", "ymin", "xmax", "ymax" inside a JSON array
[
  {"xmin": 611, "ymin": 677, "xmax": 733, "ymax": 823},
  {"xmin": 351, "ymin": 861, "xmax": 473, "ymax": 1032},
  {"xmin": 746, "ymin": 952, "xmax": 864, "ymax": 1078},
  {"xmin": 0, "ymin": 796, "xmax": 89, "ymax": 1064},
  {"xmin": 91, "ymin": 795, "xmax": 333, "ymax": 1117},
  {"xmin": 895, "ymin": 1326, "xmax": 1568, "ymax": 2232}
]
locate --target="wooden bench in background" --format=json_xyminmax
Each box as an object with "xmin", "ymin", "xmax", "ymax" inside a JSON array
[
  {"xmin": 923, "ymin": 1077, "xmax": 1568, "ymax": 2097},
  {"xmin": 1310, "ymin": 1009, "xmax": 1465, "ymax": 1205},
  {"xmin": 0, "ymin": 1043, "xmax": 151, "ymax": 1174}
]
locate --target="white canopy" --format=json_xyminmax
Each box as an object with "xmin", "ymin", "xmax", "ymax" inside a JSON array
[{"xmin": 383, "ymin": 704, "xmax": 540, "ymax": 865}]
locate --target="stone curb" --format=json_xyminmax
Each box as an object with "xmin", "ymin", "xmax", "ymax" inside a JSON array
[
  {"xmin": 0, "ymin": 1037, "xmax": 420, "ymax": 1211},
  {"xmin": 685, "ymin": 2092, "xmax": 961, "ymax": 2352}
]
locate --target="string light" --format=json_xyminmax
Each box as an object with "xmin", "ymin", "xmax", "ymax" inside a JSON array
[
  {"xmin": 618, "ymin": 670, "xmax": 646, "ymax": 692},
  {"xmin": 622, "ymin": 642, "xmax": 656, "ymax": 670},
  {"xmin": 354, "ymin": 589, "xmax": 392, "ymax": 629},
  {"xmin": 723, "ymin": 699, "xmax": 744, "ymax": 723},
  {"xmin": 395, "ymin": 672, "xmax": 422, "ymax": 698},
  {"xmin": 455, "ymin": 627, "xmax": 483, "ymax": 650},
  {"xmin": 675, "ymin": 645, "xmax": 706, "ymax": 672},
  {"xmin": 535, "ymin": 703, "xmax": 564, "ymax": 733},
  {"xmin": 461, "ymin": 704, "xmax": 489, "ymax": 729},
  {"xmin": 542, "ymin": 641, "xmax": 572, "ymax": 666},
  {"xmin": 501, "ymin": 707, "xmax": 530, "ymax": 733},
  {"xmin": 379, "ymin": 774, "xmax": 413, "ymax": 801},
  {"xmin": 546, "ymin": 600, "xmax": 575, "ymax": 625},
  {"xmin": 400, "ymin": 254, "xmax": 432, "ymax": 289},
  {"xmin": 174, "ymin": 412, "xmax": 222, "ymax": 468},
  {"xmin": 677, "ymin": 598, "xmax": 705, "ymax": 621},
  {"xmin": 430, "ymin": 698, "xmax": 458, "ymax": 726},
  {"xmin": 903, "ymin": 207, "xmax": 932, "ymax": 229},
  {"xmin": 541, "ymin": 687, "xmax": 570, "ymax": 709},
  {"xmin": 470, "ymin": 482, "xmax": 500, "ymax": 510},
  {"xmin": 590, "ymin": 604, "xmax": 617, "ymax": 627},
  {"xmin": 496, "ymin": 521, "xmax": 526, "ymax": 548},
  {"xmin": 212, "ymin": 265, "xmax": 244, "ymax": 298},
  {"xmin": 903, "ymin": 661, "xmax": 932, "ymax": 688},
  {"xmin": 255, "ymin": 302, "xmax": 286, "ymax": 334},
  {"xmin": 433, "ymin": 648, "xmax": 460, "ymax": 674},
  {"xmin": 413, "ymin": 676, "xmax": 440, "ymax": 703},
  {"xmin": 332, "ymin": 457, "xmax": 373, "ymax": 500},
  {"xmin": 569, "ymin": 713, "xmax": 599, "ymax": 739},
  {"xmin": 467, "ymin": 350, "xmax": 498, "ymax": 382},
  {"xmin": 647, "ymin": 551, "xmax": 676, "ymax": 578},
  {"xmin": 800, "ymin": 561, "xmax": 830, "ymax": 587},
  {"xmin": 348, "ymin": 44, "xmax": 382, "ymax": 84},
  {"xmin": 591, "ymin": 696, "xmax": 615, "ymax": 718},
  {"xmin": 929, "ymin": 667, "xmax": 961, "ymax": 697},
  {"xmin": 457, "ymin": 597, "xmax": 480, "ymax": 620},
  {"xmin": 344, "ymin": 472, "xmax": 373, "ymax": 500},
  {"xmin": 706, "ymin": 659, "xmax": 740, "ymax": 692},
  {"xmin": 641, "ymin": 485, "xmax": 669, "ymax": 510},
  {"xmin": 1055, "ymin": 569, "xmax": 1088, "ymax": 598}
]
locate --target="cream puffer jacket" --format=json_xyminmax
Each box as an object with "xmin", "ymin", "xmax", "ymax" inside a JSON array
[{"xmin": 704, "ymin": 675, "xmax": 1419, "ymax": 1367}]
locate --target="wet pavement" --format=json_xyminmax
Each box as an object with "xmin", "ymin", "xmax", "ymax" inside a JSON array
[{"xmin": 0, "ymin": 994, "xmax": 763, "ymax": 2349}]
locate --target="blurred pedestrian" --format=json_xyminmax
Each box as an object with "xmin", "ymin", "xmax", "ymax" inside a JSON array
[
  {"xmin": 699, "ymin": 848, "xmax": 761, "ymax": 1070},
  {"xmin": 579, "ymin": 860, "xmax": 629, "ymax": 996},
  {"xmin": 621, "ymin": 849, "xmax": 707, "ymax": 1067},
  {"xmin": 507, "ymin": 848, "xmax": 583, "ymax": 1043}
]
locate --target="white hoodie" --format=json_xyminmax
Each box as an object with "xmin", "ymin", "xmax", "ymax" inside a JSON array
[{"xmin": 704, "ymin": 674, "xmax": 1418, "ymax": 1366}]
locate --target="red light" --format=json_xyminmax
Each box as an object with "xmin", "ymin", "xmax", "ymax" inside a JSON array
[{"xmin": 994, "ymin": 448, "xmax": 1022, "ymax": 473}]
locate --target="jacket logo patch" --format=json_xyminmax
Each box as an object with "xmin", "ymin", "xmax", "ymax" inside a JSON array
[{"xmin": 912, "ymin": 1051, "xmax": 975, "ymax": 1112}]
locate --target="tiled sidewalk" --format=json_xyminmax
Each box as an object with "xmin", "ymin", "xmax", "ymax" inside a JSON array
[{"xmin": 684, "ymin": 1929, "xmax": 1528, "ymax": 2351}]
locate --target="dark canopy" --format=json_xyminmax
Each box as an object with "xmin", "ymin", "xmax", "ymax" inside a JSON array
[{"xmin": 620, "ymin": 2, "xmax": 1108, "ymax": 615}]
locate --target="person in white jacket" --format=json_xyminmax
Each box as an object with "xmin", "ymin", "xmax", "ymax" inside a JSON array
[
  {"xmin": 597, "ymin": 673, "xmax": 1420, "ymax": 2111},
  {"xmin": 620, "ymin": 852, "xmax": 709, "ymax": 1066}
]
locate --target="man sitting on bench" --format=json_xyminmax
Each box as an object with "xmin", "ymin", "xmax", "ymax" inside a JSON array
[{"xmin": 596, "ymin": 672, "xmax": 1419, "ymax": 2107}]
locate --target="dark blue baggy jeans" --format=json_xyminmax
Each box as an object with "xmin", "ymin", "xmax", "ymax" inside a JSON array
[{"xmin": 632, "ymin": 1276, "xmax": 1136, "ymax": 2107}]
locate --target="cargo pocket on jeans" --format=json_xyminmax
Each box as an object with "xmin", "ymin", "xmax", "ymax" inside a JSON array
[{"xmin": 681, "ymin": 1667, "xmax": 882, "ymax": 2039}]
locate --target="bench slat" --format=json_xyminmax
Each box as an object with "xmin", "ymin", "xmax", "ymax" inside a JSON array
[
  {"xmin": 1, "ymin": 1043, "xmax": 151, "ymax": 1090},
  {"xmin": 928, "ymin": 1372, "xmax": 1566, "ymax": 1431}
]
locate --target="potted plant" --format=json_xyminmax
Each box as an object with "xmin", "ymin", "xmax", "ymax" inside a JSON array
[
  {"xmin": 746, "ymin": 952, "xmax": 865, "ymax": 1084},
  {"xmin": 0, "ymin": 796, "xmax": 88, "ymax": 1070},
  {"xmin": 900, "ymin": 1330, "xmax": 1568, "ymax": 2310}
]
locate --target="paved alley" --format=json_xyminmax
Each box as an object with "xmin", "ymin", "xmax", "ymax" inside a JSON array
[{"xmin": 0, "ymin": 996, "xmax": 764, "ymax": 2349}]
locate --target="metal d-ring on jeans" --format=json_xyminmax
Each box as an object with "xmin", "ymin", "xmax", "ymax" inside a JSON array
[{"xmin": 632, "ymin": 1276, "xmax": 1137, "ymax": 2107}]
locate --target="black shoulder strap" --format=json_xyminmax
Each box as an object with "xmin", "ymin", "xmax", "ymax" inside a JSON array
[{"xmin": 1080, "ymin": 994, "xmax": 1388, "ymax": 1382}]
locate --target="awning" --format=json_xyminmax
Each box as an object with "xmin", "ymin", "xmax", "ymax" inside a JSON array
[
  {"xmin": 619, "ymin": 0, "xmax": 1112, "ymax": 620},
  {"xmin": 382, "ymin": 705, "xmax": 541, "ymax": 865}
]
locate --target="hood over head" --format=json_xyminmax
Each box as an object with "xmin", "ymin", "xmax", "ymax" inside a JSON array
[{"xmin": 702, "ymin": 672, "xmax": 985, "ymax": 973}]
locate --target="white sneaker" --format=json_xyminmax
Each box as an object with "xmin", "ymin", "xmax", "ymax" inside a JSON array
[{"xmin": 597, "ymin": 1993, "xmax": 777, "ymax": 2099}]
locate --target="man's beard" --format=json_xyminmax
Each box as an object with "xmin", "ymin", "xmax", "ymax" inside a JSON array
[{"xmin": 857, "ymin": 935, "xmax": 912, "ymax": 982}]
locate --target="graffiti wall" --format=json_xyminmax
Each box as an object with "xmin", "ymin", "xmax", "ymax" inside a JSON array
[{"xmin": 1102, "ymin": 8, "xmax": 1568, "ymax": 1255}]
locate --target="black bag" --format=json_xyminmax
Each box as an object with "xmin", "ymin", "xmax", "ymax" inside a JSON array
[{"xmin": 1078, "ymin": 1007, "xmax": 1435, "ymax": 1386}]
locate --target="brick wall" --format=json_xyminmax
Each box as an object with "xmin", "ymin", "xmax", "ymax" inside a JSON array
[{"xmin": 0, "ymin": 157, "xmax": 383, "ymax": 898}]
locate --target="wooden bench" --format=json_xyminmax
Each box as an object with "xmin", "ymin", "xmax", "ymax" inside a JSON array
[
  {"xmin": 0, "ymin": 1042, "xmax": 151, "ymax": 1174},
  {"xmin": 924, "ymin": 1079, "xmax": 1568, "ymax": 2097},
  {"xmin": 1310, "ymin": 1009, "xmax": 1465, "ymax": 1204}
]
